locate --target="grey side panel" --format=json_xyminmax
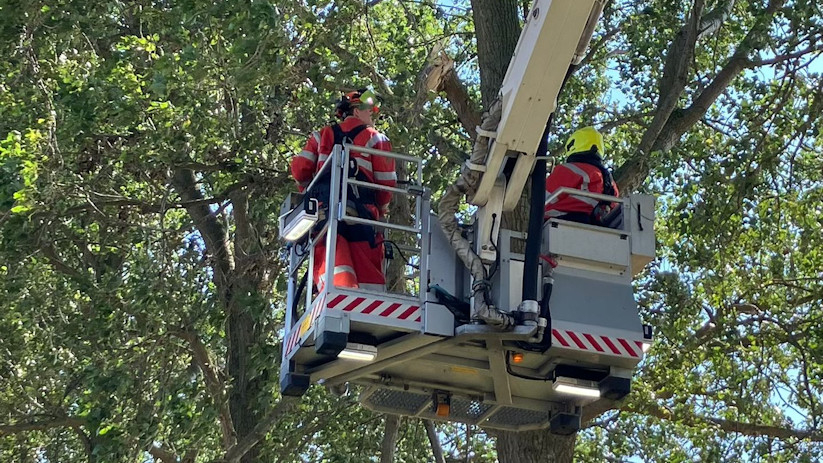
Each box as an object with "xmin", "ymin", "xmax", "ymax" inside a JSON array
[
  {"xmin": 427, "ymin": 215, "xmax": 465, "ymax": 301},
  {"xmin": 549, "ymin": 271, "xmax": 640, "ymax": 333}
]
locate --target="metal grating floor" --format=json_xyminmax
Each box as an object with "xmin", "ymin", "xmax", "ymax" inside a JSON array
[
  {"xmin": 418, "ymin": 396, "xmax": 494, "ymax": 423},
  {"xmin": 362, "ymin": 387, "xmax": 554, "ymax": 430},
  {"xmin": 365, "ymin": 388, "xmax": 429, "ymax": 415},
  {"xmin": 485, "ymin": 406, "xmax": 549, "ymax": 427},
  {"xmin": 452, "ymin": 398, "xmax": 493, "ymax": 420}
]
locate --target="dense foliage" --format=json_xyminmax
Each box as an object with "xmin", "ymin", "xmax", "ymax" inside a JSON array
[{"xmin": 1, "ymin": 0, "xmax": 821, "ymax": 462}]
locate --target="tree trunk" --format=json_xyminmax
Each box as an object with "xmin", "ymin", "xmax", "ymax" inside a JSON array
[
  {"xmin": 469, "ymin": 0, "xmax": 520, "ymax": 107},
  {"xmin": 495, "ymin": 430, "xmax": 576, "ymax": 463},
  {"xmin": 468, "ymin": 1, "xmax": 577, "ymax": 461},
  {"xmin": 424, "ymin": 420, "xmax": 446, "ymax": 463},
  {"xmin": 379, "ymin": 415, "xmax": 401, "ymax": 463},
  {"xmin": 226, "ymin": 282, "xmax": 264, "ymax": 463}
]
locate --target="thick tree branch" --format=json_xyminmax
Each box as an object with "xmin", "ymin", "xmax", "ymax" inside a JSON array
[
  {"xmin": 0, "ymin": 416, "xmax": 84, "ymax": 435},
  {"xmin": 470, "ymin": 0, "xmax": 520, "ymax": 106},
  {"xmin": 752, "ymin": 41, "xmax": 823, "ymax": 66},
  {"xmin": 229, "ymin": 189, "xmax": 262, "ymax": 272},
  {"xmin": 653, "ymin": 0, "xmax": 787, "ymax": 154},
  {"xmin": 638, "ymin": 0, "xmax": 706, "ymax": 156},
  {"xmin": 379, "ymin": 414, "xmax": 401, "ymax": 463},
  {"xmin": 72, "ymin": 426, "xmax": 94, "ymax": 461},
  {"xmin": 171, "ymin": 168, "xmax": 234, "ymax": 284},
  {"xmin": 697, "ymin": 0, "xmax": 736, "ymax": 40},
  {"xmin": 222, "ymin": 397, "xmax": 299, "ymax": 463},
  {"xmin": 148, "ymin": 445, "xmax": 180, "ymax": 463},
  {"xmin": 615, "ymin": 0, "xmax": 787, "ymax": 191},
  {"xmin": 175, "ymin": 329, "xmax": 237, "ymax": 450},
  {"xmin": 421, "ymin": 50, "xmax": 481, "ymax": 139},
  {"xmin": 424, "ymin": 420, "xmax": 446, "ymax": 463},
  {"xmin": 627, "ymin": 400, "xmax": 823, "ymax": 442}
]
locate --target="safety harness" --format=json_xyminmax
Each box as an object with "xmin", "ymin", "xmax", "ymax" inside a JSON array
[
  {"xmin": 306, "ymin": 123, "xmax": 380, "ymax": 246},
  {"xmin": 564, "ymin": 151, "xmax": 622, "ymax": 227}
]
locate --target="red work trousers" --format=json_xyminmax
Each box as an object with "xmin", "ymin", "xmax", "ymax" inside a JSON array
[{"xmin": 314, "ymin": 234, "xmax": 385, "ymax": 290}]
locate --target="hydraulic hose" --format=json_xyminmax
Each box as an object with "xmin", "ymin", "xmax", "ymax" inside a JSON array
[{"xmin": 437, "ymin": 101, "xmax": 515, "ymax": 329}]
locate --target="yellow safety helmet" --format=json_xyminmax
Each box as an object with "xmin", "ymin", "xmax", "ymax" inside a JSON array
[{"xmin": 565, "ymin": 126, "xmax": 604, "ymax": 156}]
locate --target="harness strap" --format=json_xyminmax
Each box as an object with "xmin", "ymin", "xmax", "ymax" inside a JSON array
[
  {"xmin": 565, "ymin": 151, "xmax": 618, "ymax": 226},
  {"xmin": 310, "ymin": 123, "xmax": 380, "ymax": 245},
  {"xmin": 332, "ymin": 123, "xmax": 369, "ymax": 146}
]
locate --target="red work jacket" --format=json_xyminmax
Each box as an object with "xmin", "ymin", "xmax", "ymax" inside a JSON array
[
  {"xmin": 291, "ymin": 117, "xmax": 396, "ymax": 216},
  {"xmin": 544, "ymin": 162, "xmax": 619, "ymax": 220}
]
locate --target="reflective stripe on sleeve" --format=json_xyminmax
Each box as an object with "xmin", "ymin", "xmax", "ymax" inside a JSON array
[
  {"xmin": 374, "ymin": 170, "xmax": 397, "ymax": 182},
  {"xmin": 298, "ymin": 150, "xmax": 317, "ymax": 162},
  {"xmin": 334, "ymin": 265, "xmax": 356, "ymax": 276},
  {"xmin": 562, "ymin": 163, "xmax": 590, "ymax": 190},
  {"xmin": 561, "ymin": 163, "xmax": 600, "ymax": 206},
  {"xmin": 356, "ymin": 157, "xmax": 373, "ymax": 173},
  {"xmin": 365, "ymin": 133, "xmax": 390, "ymax": 149},
  {"xmin": 318, "ymin": 265, "xmax": 356, "ymax": 283},
  {"xmin": 544, "ymin": 209, "xmax": 568, "ymax": 218}
]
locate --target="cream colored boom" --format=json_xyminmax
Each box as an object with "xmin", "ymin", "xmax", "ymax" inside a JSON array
[{"xmin": 471, "ymin": 0, "xmax": 605, "ymax": 210}]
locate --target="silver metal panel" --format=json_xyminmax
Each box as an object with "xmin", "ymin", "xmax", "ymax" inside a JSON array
[
  {"xmin": 546, "ymin": 220, "xmax": 630, "ymax": 274},
  {"xmin": 419, "ymin": 353, "xmax": 492, "ymax": 373},
  {"xmin": 549, "ymin": 271, "xmax": 640, "ymax": 333},
  {"xmin": 426, "ymin": 216, "xmax": 464, "ymax": 301},
  {"xmin": 492, "ymin": 259, "xmax": 542, "ymax": 312},
  {"xmin": 419, "ymin": 197, "xmax": 431, "ymax": 307},
  {"xmin": 316, "ymin": 309, "xmax": 350, "ymax": 334},
  {"xmin": 454, "ymin": 324, "xmax": 538, "ymax": 340},
  {"xmin": 474, "ymin": 177, "xmax": 506, "ymax": 263},
  {"xmin": 491, "ymin": 229, "xmax": 540, "ymax": 311},
  {"xmin": 346, "ymin": 311, "xmax": 421, "ymax": 332},
  {"xmin": 423, "ymin": 302, "xmax": 455, "ymax": 337},
  {"xmin": 626, "ymin": 194, "xmax": 656, "ymax": 276}
]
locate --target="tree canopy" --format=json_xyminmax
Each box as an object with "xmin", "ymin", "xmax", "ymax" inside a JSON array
[{"xmin": 1, "ymin": 0, "xmax": 822, "ymax": 462}]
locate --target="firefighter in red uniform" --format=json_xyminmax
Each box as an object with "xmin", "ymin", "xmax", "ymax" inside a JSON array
[
  {"xmin": 291, "ymin": 88, "xmax": 397, "ymax": 292},
  {"xmin": 544, "ymin": 126, "xmax": 621, "ymax": 227}
]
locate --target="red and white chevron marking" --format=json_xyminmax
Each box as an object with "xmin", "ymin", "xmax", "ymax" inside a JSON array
[
  {"xmin": 327, "ymin": 294, "xmax": 422, "ymax": 322},
  {"xmin": 308, "ymin": 293, "xmax": 327, "ymax": 328},
  {"xmin": 285, "ymin": 294, "xmax": 326, "ymax": 355},
  {"xmin": 552, "ymin": 328, "xmax": 644, "ymax": 358},
  {"xmin": 285, "ymin": 294, "xmax": 421, "ymax": 355},
  {"xmin": 285, "ymin": 328, "xmax": 301, "ymax": 356}
]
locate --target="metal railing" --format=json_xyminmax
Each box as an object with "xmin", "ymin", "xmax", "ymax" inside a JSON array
[
  {"xmin": 285, "ymin": 143, "xmax": 431, "ymax": 329},
  {"xmin": 545, "ymin": 187, "xmax": 626, "ymax": 205}
]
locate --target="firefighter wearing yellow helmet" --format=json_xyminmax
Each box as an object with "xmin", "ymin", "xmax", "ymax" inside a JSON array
[{"xmin": 544, "ymin": 126, "xmax": 620, "ymax": 226}]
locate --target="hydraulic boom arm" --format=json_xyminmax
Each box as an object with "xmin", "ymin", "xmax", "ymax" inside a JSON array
[{"xmin": 471, "ymin": 0, "xmax": 606, "ymax": 211}]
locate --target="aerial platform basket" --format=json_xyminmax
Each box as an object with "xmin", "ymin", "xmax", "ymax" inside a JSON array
[{"xmin": 279, "ymin": 143, "xmax": 655, "ymax": 433}]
